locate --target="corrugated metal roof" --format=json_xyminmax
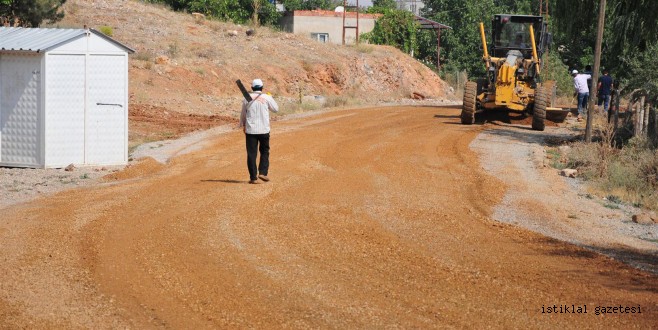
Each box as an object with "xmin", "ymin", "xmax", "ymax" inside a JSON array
[
  {"xmin": 414, "ymin": 16, "xmax": 451, "ymax": 30},
  {"xmin": 0, "ymin": 27, "xmax": 134, "ymax": 53}
]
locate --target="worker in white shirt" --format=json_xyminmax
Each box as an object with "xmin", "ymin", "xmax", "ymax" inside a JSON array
[
  {"xmin": 572, "ymin": 69, "xmax": 591, "ymax": 121},
  {"xmin": 239, "ymin": 79, "xmax": 279, "ymax": 184}
]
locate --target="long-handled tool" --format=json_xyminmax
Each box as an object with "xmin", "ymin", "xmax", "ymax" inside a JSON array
[{"xmin": 235, "ymin": 79, "xmax": 252, "ymax": 102}]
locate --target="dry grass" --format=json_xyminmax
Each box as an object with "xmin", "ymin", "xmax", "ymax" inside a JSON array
[
  {"xmin": 441, "ymin": 69, "xmax": 468, "ymax": 99},
  {"xmin": 560, "ymin": 115, "xmax": 658, "ymax": 211}
]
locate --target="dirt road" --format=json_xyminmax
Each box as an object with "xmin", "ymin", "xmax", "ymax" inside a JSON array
[{"xmin": 1, "ymin": 106, "xmax": 656, "ymax": 328}]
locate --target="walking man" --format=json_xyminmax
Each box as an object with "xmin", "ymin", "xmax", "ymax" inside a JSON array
[
  {"xmin": 572, "ymin": 69, "xmax": 591, "ymax": 121},
  {"xmin": 597, "ymin": 69, "xmax": 613, "ymax": 114},
  {"xmin": 239, "ymin": 79, "xmax": 279, "ymax": 184}
]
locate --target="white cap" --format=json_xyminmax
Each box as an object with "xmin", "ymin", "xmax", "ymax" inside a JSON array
[
  {"xmin": 571, "ymin": 69, "xmax": 578, "ymax": 74},
  {"xmin": 252, "ymin": 78, "xmax": 263, "ymax": 88}
]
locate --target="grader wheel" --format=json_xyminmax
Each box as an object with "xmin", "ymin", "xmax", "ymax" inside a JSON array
[
  {"xmin": 532, "ymin": 80, "xmax": 557, "ymax": 131},
  {"xmin": 532, "ymin": 86, "xmax": 548, "ymax": 131},
  {"xmin": 543, "ymin": 80, "xmax": 557, "ymax": 107},
  {"xmin": 461, "ymin": 81, "xmax": 477, "ymax": 125}
]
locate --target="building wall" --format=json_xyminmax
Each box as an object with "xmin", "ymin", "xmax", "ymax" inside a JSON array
[
  {"xmin": 397, "ymin": 0, "xmax": 425, "ymax": 16},
  {"xmin": 85, "ymin": 54, "xmax": 128, "ymax": 166},
  {"xmin": 0, "ymin": 53, "xmax": 42, "ymax": 167},
  {"xmin": 44, "ymin": 53, "xmax": 86, "ymax": 166},
  {"xmin": 281, "ymin": 10, "xmax": 379, "ymax": 45}
]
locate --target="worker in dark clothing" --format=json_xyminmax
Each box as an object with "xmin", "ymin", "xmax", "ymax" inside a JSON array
[{"xmin": 597, "ymin": 69, "xmax": 613, "ymax": 114}]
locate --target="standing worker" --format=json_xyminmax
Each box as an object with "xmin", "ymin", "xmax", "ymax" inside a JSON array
[
  {"xmin": 597, "ymin": 69, "xmax": 613, "ymax": 114},
  {"xmin": 239, "ymin": 79, "xmax": 279, "ymax": 184},
  {"xmin": 572, "ymin": 69, "xmax": 591, "ymax": 122}
]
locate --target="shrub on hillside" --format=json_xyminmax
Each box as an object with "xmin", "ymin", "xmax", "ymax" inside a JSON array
[{"xmin": 99, "ymin": 25, "xmax": 113, "ymax": 37}]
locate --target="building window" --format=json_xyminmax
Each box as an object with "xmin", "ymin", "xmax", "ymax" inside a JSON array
[{"xmin": 311, "ymin": 33, "xmax": 329, "ymax": 43}]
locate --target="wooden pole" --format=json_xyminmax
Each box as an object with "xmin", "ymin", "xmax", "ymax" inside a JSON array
[
  {"xmin": 342, "ymin": 0, "xmax": 346, "ymax": 45},
  {"xmin": 644, "ymin": 101, "xmax": 650, "ymax": 135},
  {"xmin": 356, "ymin": 0, "xmax": 359, "ymax": 44},
  {"xmin": 437, "ymin": 28, "xmax": 441, "ymax": 69},
  {"xmin": 586, "ymin": 0, "xmax": 606, "ymax": 142},
  {"xmin": 612, "ymin": 89, "xmax": 619, "ymax": 134},
  {"xmin": 636, "ymin": 99, "xmax": 641, "ymax": 136},
  {"xmin": 652, "ymin": 108, "xmax": 658, "ymax": 143}
]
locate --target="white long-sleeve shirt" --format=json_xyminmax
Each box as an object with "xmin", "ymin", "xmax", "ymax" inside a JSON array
[
  {"xmin": 239, "ymin": 91, "xmax": 279, "ymax": 134},
  {"xmin": 573, "ymin": 74, "xmax": 591, "ymax": 94}
]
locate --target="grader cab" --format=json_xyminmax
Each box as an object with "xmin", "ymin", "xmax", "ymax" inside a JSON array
[{"xmin": 461, "ymin": 14, "xmax": 558, "ymax": 131}]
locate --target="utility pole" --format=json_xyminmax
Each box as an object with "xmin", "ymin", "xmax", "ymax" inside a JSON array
[
  {"xmin": 586, "ymin": 0, "xmax": 606, "ymax": 142},
  {"xmin": 539, "ymin": 0, "xmax": 549, "ymax": 72},
  {"xmin": 342, "ymin": 0, "xmax": 359, "ymax": 45}
]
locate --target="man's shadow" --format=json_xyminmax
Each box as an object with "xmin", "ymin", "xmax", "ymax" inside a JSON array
[{"xmin": 201, "ymin": 179, "xmax": 244, "ymax": 184}]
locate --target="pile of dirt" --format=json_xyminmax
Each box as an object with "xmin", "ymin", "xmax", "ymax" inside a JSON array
[
  {"xmin": 102, "ymin": 157, "xmax": 165, "ymax": 181},
  {"xmin": 53, "ymin": 0, "xmax": 456, "ymax": 143},
  {"xmin": 129, "ymin": 103, "xmax": 236, "ymax": 149}
]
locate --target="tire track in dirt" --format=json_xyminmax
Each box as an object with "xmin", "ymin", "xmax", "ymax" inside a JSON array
[{"xmin": 0, "ymin": 106, "xmax": 656, "ymax": 328}]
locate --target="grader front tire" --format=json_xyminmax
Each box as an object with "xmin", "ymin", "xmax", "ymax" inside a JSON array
[
  {"xmin": 461, "ymin": 81, "xmax": 477, "ymax": 125},
  {"xmin": 532, "ymin": 85, "xmax": 548, "ymax": 131}
]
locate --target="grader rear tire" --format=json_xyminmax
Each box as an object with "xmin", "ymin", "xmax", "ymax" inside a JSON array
[
  {"xmin": 461, "ymin": 81, "xmax": 477, "ymax": 125},
  {"xmin": 532, "ymin": 85, "xmax": 548, "ymax": 131}
]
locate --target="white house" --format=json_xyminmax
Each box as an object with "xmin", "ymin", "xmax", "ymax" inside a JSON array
[
  {"xmin": 280, "ymin": 10, "xmax": 381, "ymax": 45},
  {"xmin": 0, "ymin": 27, "xmax": 134, "ymax": 168}
]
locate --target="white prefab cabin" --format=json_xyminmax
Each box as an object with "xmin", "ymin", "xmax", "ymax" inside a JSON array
[{"xmin": 0, "ymin": 27, "xmax": 134, "ymax": 168}]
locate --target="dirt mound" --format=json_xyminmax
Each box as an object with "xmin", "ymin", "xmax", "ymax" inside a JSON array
[
  {"xmin": 102, "ymin": 157, "xmax": 165, "ymax": 181},
  {"xmin": 129, "ymin": 103, "xmax": 236, "ymax": 149}
]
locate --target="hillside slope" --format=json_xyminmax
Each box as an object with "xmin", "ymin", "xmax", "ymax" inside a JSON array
[{"xmin": 51, "ymin": 0, "xmax": 454, "ymax": 146}]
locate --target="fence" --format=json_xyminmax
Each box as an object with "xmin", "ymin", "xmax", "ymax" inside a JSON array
[{"xmin": 609, "ymin": 89, "xmax": 658, "ymax": 142}]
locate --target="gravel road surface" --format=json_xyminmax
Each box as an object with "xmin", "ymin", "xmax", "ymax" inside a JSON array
[{"xmin": 1, "ymin": 105, "xmax": 656, "ymax": 328}]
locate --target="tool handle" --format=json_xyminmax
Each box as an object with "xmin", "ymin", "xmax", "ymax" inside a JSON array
[{"xmin": 236, "ymin": 80, "xmax": 253, "ymax": 102}]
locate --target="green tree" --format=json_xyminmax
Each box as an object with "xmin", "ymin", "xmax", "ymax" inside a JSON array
[
  {"xmin": 551, "ymin": 0, "xmax": 658, "ymax": 92},
  {"xmin": 623, "ymin": 42, "xmax": 658, "ymax": 96},
  {"xmin": 151, "ymin": 0, "xmax": 280, "ymax": 25},
  {"xmin": 186, "ymin": 0, "xmax": 251, "ymax": 23},
  {"xmin": 367, "ymin": 0, "xmax": 397, "ymax": 14},
  {"xmin": 417, "ymin": 0, "xmax": 552, "ymax": 75},
  {"xmin": 420, "ymin": 0, "xmax": 502, "ymax": 76},
  {"xmin": 0, "ymin": 0, "xmax": 66, "ymax": 27},
  {"xmin": 372, "ymin": 0, "xmax": 397, "ymax": 9},
  {"xmin": 280, "ymin": 0, "xmax": 339, "ymax": 11},
  {"xmin": 361, "ymin": 10, "xmax": 419, "ymax": 55}
]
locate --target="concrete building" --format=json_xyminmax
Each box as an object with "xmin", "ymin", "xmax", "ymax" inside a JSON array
[
  {"xmin": 397, "ymin": 0, "xmax": 424, "ymax": 16},
  {"xmin": 280, "ymin": 10, "xmax": 381, "ymax": 45}
]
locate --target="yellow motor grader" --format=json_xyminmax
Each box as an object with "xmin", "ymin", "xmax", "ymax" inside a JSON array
[{"xmin": 461, "ymin": 14, "xmax": 558, "ymax": 131}]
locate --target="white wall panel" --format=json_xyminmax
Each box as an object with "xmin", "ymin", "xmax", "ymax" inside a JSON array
[
  {"xmin": 86, "ymin": 54, "xmax": 126, "ymax": 165},
  {"xmin": 44, "ymin": 54, "xmax": 85, "ymax": 167},
  {"xmin": 88, "ymin": 34, "xmax": 128, "ymax": 54},
  {"xmin": 47, "ymin": 35, "xmax": 87, "ymax": 54},
  {"xmin": 0, "ymin": 54, "xmax": 41, "ymax": 166}
]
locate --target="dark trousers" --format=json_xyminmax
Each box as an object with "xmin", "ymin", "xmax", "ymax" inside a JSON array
[
  {"xmin": 577, "ymin": 92, "xmax": 589, "ymax": 116},
  {"xmin": 245, "ymin": 133, "xmax": 270, "ymax": 180}
]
